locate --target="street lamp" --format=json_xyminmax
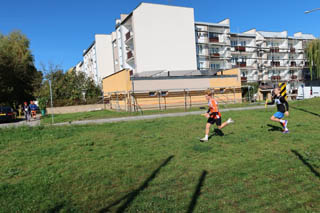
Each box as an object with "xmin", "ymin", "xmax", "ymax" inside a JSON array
[
  {"xmin": 304, "ymin": 8, "xmax": 320, "ymax": 14},
  {"xmin": 304, "ymin": 7, "xmax": 319, "ymax": 97}
]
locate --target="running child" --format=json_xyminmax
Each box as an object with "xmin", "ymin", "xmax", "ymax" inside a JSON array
[
  {"xmin": 200, "ymin": 91, "xmax": 234, "ymax": 142},
  {"xmin": 266, "ymin": 87, "xmax": 289, "ymax": 133}
]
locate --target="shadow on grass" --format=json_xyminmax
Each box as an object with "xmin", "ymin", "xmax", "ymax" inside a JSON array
[
  {"xmin": 291, "ymin": 106, "xmax": 320, "ymax": 118},
  {"xmin": 99, "ymin": 155, "xmax": 174, "ymax": 213},
  {"xmin": 291, "ymin": 150, "xmax": 319, "ymax": 178},
  {"xmin": 267, "ymin": 124, "xmax": 283, "ymax": 132},
  {"xmin": 187, "ymin": 170, "xmax": 208, "ymax": 213},
  {"xmin": 208, "ymin": 128, "xmax": 224, "ymax": 139}
]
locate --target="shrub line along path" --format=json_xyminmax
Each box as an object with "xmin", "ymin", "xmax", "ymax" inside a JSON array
[{"xmin": 53, "ymin": 105, "xmax": 273, "ymax": 126}]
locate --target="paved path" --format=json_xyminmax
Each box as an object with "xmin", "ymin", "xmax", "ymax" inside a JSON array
[
  {"xmin": 54, "ymin": 105, "xmax": 273, "ymax": 126},
  {"xmin": 0, "ymin": 117, "xmax": 40, "ymax": 128}
]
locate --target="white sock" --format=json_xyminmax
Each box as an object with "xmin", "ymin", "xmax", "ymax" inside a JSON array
[
  {"xmin": 205, "ymin": 135, "xmax": 208, "ymax": 139},
  {"xmin": 280, "ymin": 119, "xmax": 285, "ymax": 123}
]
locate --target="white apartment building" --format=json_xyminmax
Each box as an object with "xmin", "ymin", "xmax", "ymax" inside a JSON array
[
  {"xmin": 83, "ymin": 34, "xmax": 114, "ymax": 85},
  {"xmin": 111, "ymin": 3, "xmax": 198, "ymax": 75},
  {"xmin": 80, "ymin": 2, "xmax": 316, "ymax": 92},
  {"xmin": 195, "ymin": 20, "xmax": 315, "ymax": 91}
]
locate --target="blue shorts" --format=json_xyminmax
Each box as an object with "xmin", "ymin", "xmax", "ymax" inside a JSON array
[{"xmin": 273, "ymin": 111, "xmax": 284, "ymax": 119}]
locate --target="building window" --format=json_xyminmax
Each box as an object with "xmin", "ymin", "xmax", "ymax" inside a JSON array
[
  {"xmin": 240, "ymin": 41, "xmax": 246, "ymax": 46},
  {"xmin": 231, "ymin": 40, "xmax": 238, "ymax": 46},
  {"xmin": 210, "ymin": 63, "xmax": 220, "ymax": 70},
  {"xmin": 209, "ymin": 32, "xmax": 218, "ymax": 38},
  {"xmin": 210, "ymin": 47, "xmax": 219, "ymax": 54},
  {"xmin": 231, "ymin": 57, "xmax": 238, "ymax": 64}
]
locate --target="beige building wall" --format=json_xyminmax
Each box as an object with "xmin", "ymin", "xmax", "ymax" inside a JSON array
[
  {"xmin": 102, "ymin": 69, "xmax": 132, "ymax": 93},
  {"xmin": 133, "ymin": 78, "xmax": 210, "ymax": 91},
  {"xmin": 132, "ymin": 3, "xmax": 197, "ymax": 73}
]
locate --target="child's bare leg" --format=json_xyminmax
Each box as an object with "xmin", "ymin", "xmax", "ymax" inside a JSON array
[
  {"xmin": 205, "ymin": 123, "xmax": 211, "ymax": 135},
  {"xmin": 217, "ymin": 121, "xmax": 229, "ymax": 129}
]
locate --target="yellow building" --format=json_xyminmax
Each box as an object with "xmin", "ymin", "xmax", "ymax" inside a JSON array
[{"xmin": 102, "ymin": 69, "xmax": 242, "ymax": 111}]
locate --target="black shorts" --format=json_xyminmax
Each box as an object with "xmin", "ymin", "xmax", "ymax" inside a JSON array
[{"xmin": 207, "ymin": 117, "xmax": 222, "ymax": 126}]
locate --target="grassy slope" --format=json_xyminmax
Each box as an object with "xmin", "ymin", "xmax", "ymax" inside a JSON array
[
  {"xmin": 40, "ymin": 102, "xmax": 261, "ymax": 125},
  {"xmin": 0, "ymin": 98, "xmax": 319, "ymax": 212}
]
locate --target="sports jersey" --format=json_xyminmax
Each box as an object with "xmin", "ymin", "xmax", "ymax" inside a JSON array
[
  {"xmin": 267, "ymin": 95, "xmax": 289, "ymax": 113},
  {"xmin": 207, "ymin": 98, "xmax": 221, "ymax": 119}
]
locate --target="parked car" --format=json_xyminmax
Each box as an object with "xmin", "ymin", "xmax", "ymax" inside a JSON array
[{"xmin": 0, "ymin": 106, "xmax": 17, "ymax": 123}]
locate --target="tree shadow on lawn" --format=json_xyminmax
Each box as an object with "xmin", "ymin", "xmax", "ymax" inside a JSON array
[
  {"xmin": 187, "ymin": 170, "xmax": 208, "ymax": 213},
  {"xmin": 99, "ymin": 155, "xmax": 174, "ymax": 213},
  {"xmin": 291, "ymin": 106, "xmax": 320, "ymax": 118},
  {"xmin": 291, "ymin": 150, "xmax": 320, "ymax": 179},
  {"xmin": 267, "ymin": 124, "xmax": 283, "ymax": 132}
]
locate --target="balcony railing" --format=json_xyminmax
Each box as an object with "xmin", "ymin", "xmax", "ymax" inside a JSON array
[
  {"xmin": 271, "ymin": 61, "xmax": 280, "ymax": 67},
  {"xmin": 209, "ymin": 37, "xmax": 219, "ymax": 43},
  {"xmin": 236, "ymin": 62, "xmax": 247, "ymax": 67},
  {"xmin": 271, "ymin": 76, "xmax": 281, "ymax": 81},
  {"xmin": 291, "ymin": 75, "xmax": 298, "ymax": 80},
  {"xmin": 127, "ymin": 51, "xmax": 133, "ymax": 60},
  {"xmin": 241, "ymin": 77, "xmax": 247, "ymax": 82},
  {"xmin": 290, "ymin": 48, "xmax": 295, "ymax": 53},
  {"xmin": 270, "ymin": 47, "xmax": 280, "ymax": 53},
  {"xmin": 210, "ymin": 53, "xmax": 220, "ymax": 57},
  {"xmin": 125, "ymin": 32, "xmax": 132, "ymax": 41},
  {"xmin": 235, "ymin": 46, "xmax": 246, "ymax": 52}
]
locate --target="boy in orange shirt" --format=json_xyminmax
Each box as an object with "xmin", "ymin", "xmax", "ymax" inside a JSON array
[{"xmin": 200, "ymin": 91, "xmax": 234, "ymax": 142}]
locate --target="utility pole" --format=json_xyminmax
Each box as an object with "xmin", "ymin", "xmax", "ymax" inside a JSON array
[{"xmin": 49, "ymin": 80, "xmax": 54, "ymax": 124}]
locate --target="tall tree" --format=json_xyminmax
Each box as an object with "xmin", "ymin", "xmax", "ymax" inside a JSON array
[
  {"xmin": 306, "ymin": 39, "xmax": 320, "ymax": 80},
  {"xmin": 38, "ymin": 64, "xmax": 101, "ymax": 107},
  {"xmin": 0, "ymin": 31, "xmax": 41, "ymax": 107}
]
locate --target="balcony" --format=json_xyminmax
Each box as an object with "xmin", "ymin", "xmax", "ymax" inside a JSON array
[
  {"xmin": 235, "ymin": 46, "xmax": 246, "ymax": 52},
  {"xmin": 241, "ymin": 77, "xmax": 247, "ymax": 82},
  {"xmin": 290, "ymin": 48, "xmax": 295, "ymax": 53},
  {"xmin": 271, "ymin": 61, "xmax": 280, "ymax": 67},
  {"xmin": 290, "ymin": 62, "xmax": 297, "ymax": 67},
  {"xmin": 125, "ymin": 32, "xmax": 132, "ymax": 41},
  {"xmin": 236, "ymin": 62, "xmax": 247, "ymax": 67},
  {"xmin": 271, "ymin": 76, "xmax": 281, "ymax": 81},
  {"xmin": 127, "ymin": 51, "xmax": 134, "ymax": 60},
  {"xmin": 270, "ymin": 47, "xmax": 280, "ymax": 53},
  {"xmin": 209, "ymin": 37, "xmax": 219, "ymax": 43},
  {"xmin": 291, "ymin": 75, "xmax": 298, "ymax": 80},
  {"xmin": 210, "ymin": 53, "xmax": 220, "ymax": 58}
]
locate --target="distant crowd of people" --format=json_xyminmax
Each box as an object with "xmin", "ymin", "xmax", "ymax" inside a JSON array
[{"xmin": 23, "ymin": 101, "xmax": 38, "ymax": 121}]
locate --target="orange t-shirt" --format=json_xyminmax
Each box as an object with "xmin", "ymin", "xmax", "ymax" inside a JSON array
[{"xmin": 208, "ymin": 98, "xmax": 221, "ymax": 119}]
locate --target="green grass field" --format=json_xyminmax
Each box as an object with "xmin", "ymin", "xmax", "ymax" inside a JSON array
[
  {"xmin": 1, "ymin": 98, "xmax": 320, "ymax": 212},
  {"xmin": 40, "ymin": 102, "xmax": 262, "ymax": 125}
]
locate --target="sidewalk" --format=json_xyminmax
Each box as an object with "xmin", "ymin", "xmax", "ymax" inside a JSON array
[
  {"xmin": 54, "ymin": 105, "xmax": 273, "ymax": 126},
  {"xmin": 0, "ymin": 116, "xmax": 40, "ymax": 128}
]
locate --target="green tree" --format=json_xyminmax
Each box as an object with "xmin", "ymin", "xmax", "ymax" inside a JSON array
[
  {"xmin": 0, "ymin": 31, "xmax": 41, "ymax": 107},
  {"xmin": 38, "ymin": 64, "xmax": 101, "ymax": 107},
  {"xmin": 306, "ymin": 39, "xmax": 320, "ymax": 80}
]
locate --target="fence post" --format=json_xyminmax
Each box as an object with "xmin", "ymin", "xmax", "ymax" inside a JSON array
[
  {"xmin": 184, "ymin": 89, "xmax": 187, "ymax": 111},
  {"xmin": 189, "ymin": 90, "xmax": 192, "ymax": 108},
  {"xmin": 110, "ymin": 93, "xmax": 112, "ymax": 110},
  {"xmin": 116, "ymin": 92, "xmax": 119, "ymax": 111},
  {"xmin": 233, "ymin": 87, "xmax": 236, "ymax": 104},
  {"xmin": 248, "ymin": 85, "xmax": 251, "ymax": 103},
  {"xmin": 158, "ymin": 91, "xmax": 161, "ymax": 110},
  {"xmin": 164, "ymin": 96, "xmax": 167, "ymax": 110}
]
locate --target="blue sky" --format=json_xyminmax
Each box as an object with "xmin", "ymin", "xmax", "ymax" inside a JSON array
[{"xmin": 1, "ymin": 0, "xmax": 319, "ymax": 71}]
